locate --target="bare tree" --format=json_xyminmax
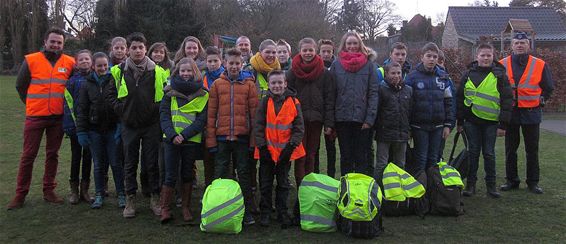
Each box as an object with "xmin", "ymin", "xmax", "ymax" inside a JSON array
[
  {"xmin": 6, "ymin": 0, "xmax": 27, "ymax": 71},
  {"xmin": 358, "ymin": 0, "xmax": 401, "ymax": 42},
  {"xmin": 63, "ymin": 0, "xmax": 96, "ymax": 37}
]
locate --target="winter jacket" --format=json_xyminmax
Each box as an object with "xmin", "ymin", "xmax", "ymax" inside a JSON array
[
  {"xmin": 254, "ymin": 88, "xmax": 305, "ymax": 148},
  {"xmin": 456, "ymin": 61, "xmax": 513, "ymax": 129},
  {"xmin": 287, "ymin": 68, "xmax": 336, "ymax": 128},
  {"xmin": 405, "ymin": 63, "xmax": 455, "ymax": 130},
  {"xmin": 104, "ymin": 63, "xmax": 165, "ymax": 128},
  {"xmin": 330, "ymin": 59, "xmax": 379, "ymax": 126},
  {"xmin": 160, "ymin": 83, "xmax": 208, "ymax": 144},
  {"xmin": 206, "ymin": 72, "xmax": 258, "ymax": 148},
  {"xmin": 76, "ymin": 72, "xmax": 119, "ymax": 134},
  {"xmin": 63, "ymin": 71, "xmax": 89, "ymax": 135},
  {"xmin": 375, "ymin": 81, "xmax": 413, "ymax": 142}
]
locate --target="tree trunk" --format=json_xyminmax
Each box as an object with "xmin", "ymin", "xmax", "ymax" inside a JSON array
[{"xmin": 8, "ymin": 0, "xmax": 26, "ymax": 72}]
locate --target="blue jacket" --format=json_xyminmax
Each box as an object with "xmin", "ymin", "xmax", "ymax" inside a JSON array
[
  {"xmin": 330, "ymin": 59, "xmax": 379, "ymax": 126},
  {"xmin": 63, "ymin": 71, "xmax": 89, "ymax": 136},
  {"xmin": 405, "ymin": 63, "xmax": 454, "ymax": 130}
]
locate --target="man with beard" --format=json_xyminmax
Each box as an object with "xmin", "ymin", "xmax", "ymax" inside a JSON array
[{"xmin": 9, "ymin": 27, "xmax": 75, "ymax": 209}]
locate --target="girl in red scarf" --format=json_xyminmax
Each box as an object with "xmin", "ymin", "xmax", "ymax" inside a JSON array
[
  {"xmin": 330, "ymin": 31, "xmax": 379, "ymax": 177},
  {"xmin": 287, "ymin": 37, "xmax": 337, "ymax": 223}
]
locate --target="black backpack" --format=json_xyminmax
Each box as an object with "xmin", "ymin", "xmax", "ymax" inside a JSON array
[
  {"xmin": 448, "ymin": 131, "xmax": 470, "ymax": 180},
  {"xmin": 381, "ymin": 170, "xmax": 429, "ymax": 218},
  {"xmin": 338, "ymin": 213, "xmax": 382, "ymax": 239},
  {"xmin": 426, "ymin": 165, "xmax": 464, "ymax": 216}
]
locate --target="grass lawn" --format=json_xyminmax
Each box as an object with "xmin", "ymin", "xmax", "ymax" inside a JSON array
[{"xmin": 1, "ymin": 75, "xmax": 565, "ymax": 243}]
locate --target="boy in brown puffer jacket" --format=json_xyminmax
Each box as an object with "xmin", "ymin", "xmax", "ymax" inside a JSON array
[{"xmin": 206, "ymin": 48, "xmax": 258, "ymax": 225}]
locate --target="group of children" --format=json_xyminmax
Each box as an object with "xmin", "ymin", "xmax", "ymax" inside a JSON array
[{"xmin": 62, "ymin": 30, "xmax": 511, "ymax": 227}]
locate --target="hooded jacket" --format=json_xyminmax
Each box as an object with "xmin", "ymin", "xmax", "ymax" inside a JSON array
[
  {"xmin": 405, "ymin": 63, "xmax": 455, "ymax": 130},
  {"xmin": 375, "ymin": 80, "xmax": 413, "ymax": 142},
  {"xmin": 206, "ymin": 72, "xmax": 258, "ymax": 148},
  {"xmin": 254, "ymin": 87, "xmax": 305, "ymax": 148},
  {"xmin": 160, "ymin": 75, "xmax": 208, "ymax": 144}
]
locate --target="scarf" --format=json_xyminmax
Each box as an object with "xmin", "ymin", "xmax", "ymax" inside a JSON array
[
  {"xmin": 250, "ymin": 52, "xmax": 281, "ymax": 75},
  {"xmin": 281, "ymin": 57, "xmax": 292, "ymax": 71},
  {"xmin": 338, "ymin": 52, "xmax": 368, "ymax": 73},
  {"xmin": 291, "ymin": 54, "xmax": 325, "ymax": 81},
  {"xmin": 171, "ymin": 75, "xmax": 201, "ymax": 96},
  {"xmin": 206, "ymin": 66, "xmax": 225, "ymax": 84},
  {"xmin": 125, "ymin": 56, "xmax": 155, "ymax": 81}
]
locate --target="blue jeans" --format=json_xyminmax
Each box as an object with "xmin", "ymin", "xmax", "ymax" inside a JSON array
[
  {"xmin": 88, "ymin": 130, "xmax": 124, "ymax": 195},
  {"xmin": 412, "ymin": 127, "xmax": 443, "ymax": 171},
  {"xmin": 464, "ymin": 122, "xmax": 498, "ymax": 184},
  {"xmin": 163, "ymin": 142, "xmax": 197, "ymax": 187}
]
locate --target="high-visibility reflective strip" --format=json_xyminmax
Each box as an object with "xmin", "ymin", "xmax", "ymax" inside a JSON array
[
  {"xmin": 523, "ymin": 57, "xmax": 538, "ymax": 86},
  {"xmin": 383, "ymin": 182, "xmax": 401, "ymax": 190},
  {"xmin": 441, "ymin": 172, "xmax": 461, "ymax": 179},
  {"xmin": 266, "ymin": 122, "xmax": 292, "ymax": 130},
  {"xmin": 402, "ymin": 181, "xmax": 422, "ymax": 191},
  {"xmin": 172, "ymin": 111, "xmax": 197, "ymax": 121},
  {"xmin": 465, "ymin": 91, "xmax": 500, "ymax": 104},
  {"xmin": 370, "ymin": 183, "xmax": 381, "ymax": 209},
  {"xmin": 201, "ymin": 204, "xmax": 245, "ymax": 231},
  {"xmin": 344, "ymin": 207, "xmax": 369, "ymax": 219},
  {"xmin": 502, "ymin": 58, "xmax": 508, "ymax": 70},
  {"xmin": 382, "ymin": 172, "xmax": 398, "ymax": 178},
  {"xmin": 27, "ymin": 93, "xmax": 65, "ymax": 99},
  {"xmin": 201, "ymin": 194, "xmax": 243, "ymax": 218},
  {"xmin": 267, "ymin": 141, "xmax": 286, "ymax": 149},
  {"xmin": 301, "ymin": 181, "xmax": 338, "ymax": 192},
  {"xmin": 472, "ymin": 104, "xmax": 500, "ymax": 115},
  {"xmin": 301, "ymin": 214, "xmax": 336, "ymax": 227},
  {"xmin": 174, "ymin": 121, "xmax": 192, "ymax": 128},
  {"xmin": 30, "ymin": 78, "xmax": 67, "ymax": 85},
  {"xmin": 518, "ymin": 95, "xmax": 540, "ymax": 101},
  {"xmin": 64, "ymin": 89, "xmax": 76, "ymax": 122}
]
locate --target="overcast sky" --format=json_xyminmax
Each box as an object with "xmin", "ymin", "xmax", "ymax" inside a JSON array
[{"xmin": 394, "ymin": 0, "xmax": 512, "ymax": 24}]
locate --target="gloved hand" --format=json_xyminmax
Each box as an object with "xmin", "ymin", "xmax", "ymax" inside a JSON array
[
  {"xmin": 278, "ymin": 143, "xmax": 296, "ymax": 164},
  {"xmin": 208, "ymin": 146, "xmax": 218, "ymax": 154},
  {"xmin": 77, "ymin": 132, "xmax": 91, "ymax": 147},
  {"xmin": 114, "ymin": 123, "xmax": 122, "ymax": 141},
  {"xmin": 259, "ymin": 146, "xmax": 272, "ymax": 162}
]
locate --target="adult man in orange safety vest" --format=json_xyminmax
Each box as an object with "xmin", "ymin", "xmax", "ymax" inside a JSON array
[
  {"xmin": 499, "ymin": 32, "xmax": 554, "ymax": 194},
  {"xmin": 9, "ymin": 27, "xmax": 75, "ymax": 209}
]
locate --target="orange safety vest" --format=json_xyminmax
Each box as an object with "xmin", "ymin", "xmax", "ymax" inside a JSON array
[
  {"xmin": 24, "ymin": 52, "xmax": 75, "ymax": 116},
  {"xmin": 254, "ymin": 96, "xmax": 306, "ymax": 163},
  {"xmin": 203, "ymin": 75, "xmax": 210, "ymax": 89},
  {"xmin": 500, "ymin": 55, "xmax": 544, "ymax": 108}
]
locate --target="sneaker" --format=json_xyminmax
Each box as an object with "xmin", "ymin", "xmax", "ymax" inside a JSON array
[
  {"xmin": 243, "ymin": 212, "xmax": 255, "ymax": 226},
  {"xmin": 123, "ymin": 195, "xmax": 136, "ymax": 218},
  {"xmin": 91, "ymin": 195, "xmax": 104, "ymax": 209},
  {"xmin": 118, "ymin": 194, "xmax": 126, "ymax": 208}
]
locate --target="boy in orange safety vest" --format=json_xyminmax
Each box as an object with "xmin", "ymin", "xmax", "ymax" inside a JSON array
[{"xmin": 254, "ymin": 69, "xmax": 305, "ymax": 228}]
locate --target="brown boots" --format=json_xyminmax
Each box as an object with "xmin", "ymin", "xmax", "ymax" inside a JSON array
[
  {"xmin": 69, "ymin": 181, "xmax": 80, "ymax": 204},
  {"xmin": 159, "ymin": 186, "xmax": 174, "ymax": 223},
  {"xmin": 182, "ymin": 183, "xmax": 194, "ymax": 222},
  {"xmin": 80, "ymin": 180, "xmax": 92, "ymax": 203}
]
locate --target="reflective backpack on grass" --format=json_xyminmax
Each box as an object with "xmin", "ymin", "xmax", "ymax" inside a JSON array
[
  {"xmin": 200, "ymin": 179, "xmax": 245, "ymax": 234},
  {"xmin": 337, "ymin": 173, "xmax": 383, "ymax": 239},
  {"xmin": 381, "ymin": 164, "xmax": 428, "ymax": 218},
  {"xmin": 299, "ymin": 173, "xmax": 340, "ymax": 232},
  {"xmin": 427, "ymin": 162, "xmax": 465, "ymax": 216}
]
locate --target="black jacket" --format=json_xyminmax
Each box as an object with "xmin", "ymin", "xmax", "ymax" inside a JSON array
[
  {"xmin": 255, "ymin": 88, "xmax": 305, "ymax": 148},
  {"xmin": 375, "ymin": 81, "xmax": 413, "ymax": 142},
  {"xmin": 76, "ymin": 73, "xmax": 119, "ymax": 133},
  {"xmin": 287, "ymin": 68, "xmax": 336, "ymax": 128},
  {"xmin": 104, "ymin": 63, "xmax": 162, "ymax": 128},
  {"xmin": 456, "ymin": 61, "xmax": 513, "ymax": 129}
]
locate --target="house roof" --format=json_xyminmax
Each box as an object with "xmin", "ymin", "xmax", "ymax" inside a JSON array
[{"xmin": 447, "ymin": 7, "xmax": 566, "ymax": 41}]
